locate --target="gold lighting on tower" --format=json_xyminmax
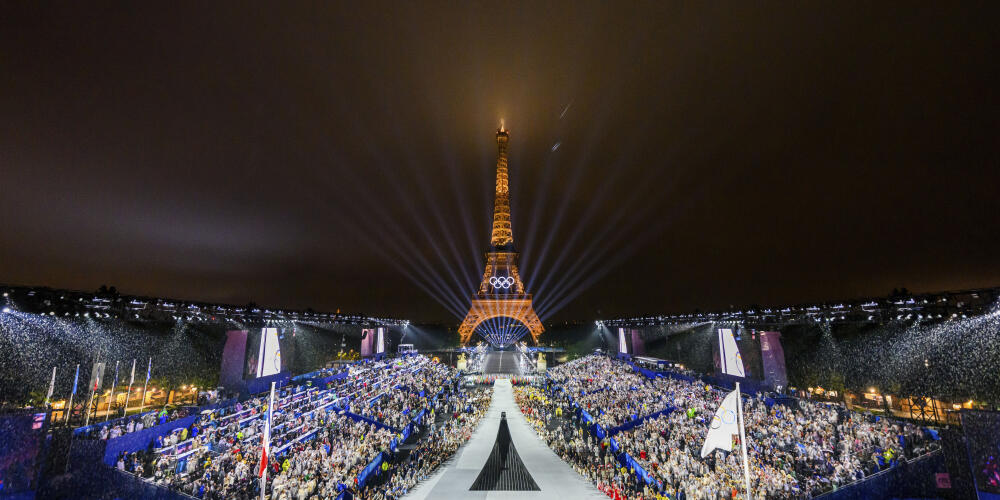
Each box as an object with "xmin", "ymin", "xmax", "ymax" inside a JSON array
[{"xmin": 458, "ymin": 124, "xmax": 544, "ymax": 346}]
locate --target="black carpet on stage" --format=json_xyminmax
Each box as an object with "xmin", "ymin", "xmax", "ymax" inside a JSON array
[{"xmin": 469, "ymin": 412, "xmax": 540, "ymax": 491}]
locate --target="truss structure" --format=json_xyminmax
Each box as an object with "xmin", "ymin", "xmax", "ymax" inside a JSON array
[{"xmin": 458, "ymin": 126, "xmax": 543, "ymax": 346}]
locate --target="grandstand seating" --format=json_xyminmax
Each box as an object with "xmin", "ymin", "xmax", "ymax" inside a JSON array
[{"xmin": 521, "ymin": 354, "xmax": 941, "ymax": 500}]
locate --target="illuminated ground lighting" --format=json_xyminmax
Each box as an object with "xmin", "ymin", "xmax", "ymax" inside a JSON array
[{"xmin": 476, "ymin": 316, "xmax": 531, "ymax": 348}]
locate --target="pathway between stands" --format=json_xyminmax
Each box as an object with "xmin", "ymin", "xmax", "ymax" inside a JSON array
[
  {"xmin": 405, "ymin": 379, "xmax": 604, "ymax": 500},
  {"xmin": 483, "ymin": 351, "xmax": 522, "ymax": 375}
]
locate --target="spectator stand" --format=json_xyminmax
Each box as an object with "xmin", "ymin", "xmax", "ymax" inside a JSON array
[
  {"xmin": 352, "ymin": 371, "xmax": 460, "ymax": 492},
  {"xmin": 544, "ymin": 354, "xmax": 946, "ymax": 498},
  {"xmin": 538, "ymin": 377, "xmax": 653, "ymax": 490},
  {"xmin": 102, "ymin": 413, "xmax": 200, "ymax": 466},
  {"xmin": 62, "ymin": 355, "xmax": 458, "ymax": 500},
  {"xmin": 86, "ymin": 386, "xmax": 298, "ymax": 467},
  {"xmin": 291, "ymin": 367, "xmax": 350, "ymax": 389},
  {"xmin": 555, "ymin": 381, "xmax": 667, "ymax": 490},
  {"xmin": 243, "ymin": 370, "xmax": 291, "ymax": 396},
  {"xmin": 604, "ymin": 406, "xmax": 676, "ymax": 437},
  {"xmin": 73, "ymin": 410, "xmax": 157, "ymax": 438}
]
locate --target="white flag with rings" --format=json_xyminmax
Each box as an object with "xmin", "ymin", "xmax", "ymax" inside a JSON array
[{"xmin": 701, "ymin": 388, "xmax": 740, "ymax": 458}]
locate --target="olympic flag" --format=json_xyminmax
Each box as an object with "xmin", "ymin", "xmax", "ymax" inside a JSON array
[
  {"xmin": 701, "ymin": 388, "xmax": 740, "ymax": 457},
  {"xmin": 701, "ymin": 383, "xmax": 753, "ymax": 499}
]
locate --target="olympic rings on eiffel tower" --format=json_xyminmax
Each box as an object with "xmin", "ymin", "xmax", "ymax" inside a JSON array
[{"xmin": 489, "ymin": 276, "xmax": 515, "ymax": 289}]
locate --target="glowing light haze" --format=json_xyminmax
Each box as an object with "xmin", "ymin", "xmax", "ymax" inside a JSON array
[{"xmin": 1, "ymin": 3, "xmax": 998, "ymax": 323}]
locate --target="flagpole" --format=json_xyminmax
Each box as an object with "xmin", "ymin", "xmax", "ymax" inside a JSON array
[
  {"xmin": 735, "ymin": 381, "xmax": 751, "ymax": 500},
  {"xmin": 66, "ymin": 364, "xmax": 79, "ymax": 424},
  {"xmin": 140, "ymin": 358, "xmax": 151, "ymax": 414},
  {"xmin": 260, "ymin": 381, "xmax": 276, "ymax": 500},
  {"xmin": 106, "ymin": 360, "xmax": 120, "ymax": 421},
  {"xmin": 84, "ymin": 370, "xmax": 99, "ymax": 427},
  {"xmin": 260, "ymin": 426, "xmax": 267, "ymax": 500},
  {"xmin": 123, "ymin": 359, "xmax": 136, "ymax": 417}
]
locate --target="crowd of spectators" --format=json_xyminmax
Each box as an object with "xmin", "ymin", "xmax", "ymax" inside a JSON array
[
  {"xmin": 359, "ymin": 360, "xmax": 456, "ymax": 430},
  {"xmin": 80, "ymin": 406, "xmax": 194, "ymax": 440},
  {"xmin": 548, "ymin": 356, "xmax": 671, "ymax": 429},
  {"xmin": 516, "ymin": 385, "xmax": 645, "ymax": 499},
  {"xmin": 99, "ymin": 352, "xmax": 942, "ymax": 500},
  {"xmin": 360, "ymin": 387, "xmax": 494, "ymax": 499},
  {"xmin": 115, "ymin": 355, "xmax": 466, "ymax": 499},
  {"xmin": 524, "ymin": 354, "xmax": 939, "ymax": 500}
]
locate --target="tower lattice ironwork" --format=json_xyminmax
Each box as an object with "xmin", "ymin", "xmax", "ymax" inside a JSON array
[{"xmin": 458, "ymin": 125, "xmax": 543, "ymax": 346}]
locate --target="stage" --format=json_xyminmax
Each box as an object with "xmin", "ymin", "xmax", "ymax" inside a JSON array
[
  {"xmin": 404, "ymin": 379, "xmax": 603, "ymax": 499},
  {"xmin": 482, "ymin": 351, "xmax": 524, "ymax": 375}
]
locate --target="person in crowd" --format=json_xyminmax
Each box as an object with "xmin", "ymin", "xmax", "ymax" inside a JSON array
[
  {"xmin": 519, "ymin": 353, "xmax": 938, "ymax": 500},
  {"xmin": 118, "ymin": 355, "xmax": 473, "ymax": 500}
]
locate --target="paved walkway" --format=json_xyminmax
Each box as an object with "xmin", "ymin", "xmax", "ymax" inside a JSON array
[
  {"xmin": 405, "ymin": 379, "xmax": 604, "ymax": 500},
  {"xmin": 483, "ymin": 351, "xmax": 523, "ymax": 375}
]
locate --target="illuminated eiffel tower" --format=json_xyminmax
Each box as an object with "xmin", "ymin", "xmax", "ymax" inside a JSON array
[{"xmin": 458, "ymin": 123, "xmax": 543, "ymax": 346}]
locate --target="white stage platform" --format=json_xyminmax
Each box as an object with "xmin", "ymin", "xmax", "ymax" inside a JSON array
[{"xmin": 404, "ymin": 379, "xmax": 604, "ymax": 499}]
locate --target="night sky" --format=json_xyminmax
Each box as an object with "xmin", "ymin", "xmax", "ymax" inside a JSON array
[{"xmin": 2, "ymin": 3, "xmax": 998, "ymax": 323}]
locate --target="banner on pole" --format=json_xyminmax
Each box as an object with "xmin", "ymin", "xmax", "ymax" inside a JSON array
[
  {"xmin": 701, "ymin": 388, "xmax": 740, "ymax": 457},
  {"xmin": 71, "ymin": 365, "xmax": 80, "ymax": 395},
  {"xmin": 88, "ymin": 362, "xmax": 106, "ymax": 392},
  {"xmin": 45, "ymin": 366, "xmax": 57, "ymax": 403}
]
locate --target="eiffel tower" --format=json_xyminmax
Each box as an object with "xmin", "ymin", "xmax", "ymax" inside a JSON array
[{"xmin": 458, "ymin": 124, "xmax": 543, "ymax": 346}]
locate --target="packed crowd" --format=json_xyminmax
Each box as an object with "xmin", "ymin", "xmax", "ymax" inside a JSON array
[
  {"xmin": 116, "ymin": 355, "xmax": 467, "ymax": 499},
  {"xmin": 360, "ymin": 387, "xmax": 494, "ymax": 499},
  {"xmin": 81, "ymin": 406, "xmax": 195, "ymax": 440},
  {"xmin": 359, "ymin": 360, "xmax": 456, "ymax": 430},
  {"xmin": 465, "ymin": 374, "xmax": 542, "ymax": 386},
  {"xmin": 526, "ymin": 354, "xmax": 939, "ymax": 500},
  {"xmin": 516, "ymin": 385, "xmax": 645, "ymax": 499},
  {"xmin": 549, "ymin": 356, "xmax": 672, "ymax": 429}
]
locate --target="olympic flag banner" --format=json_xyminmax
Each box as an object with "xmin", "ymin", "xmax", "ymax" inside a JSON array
[
  {"xmin": 701, "ymin": 388, "xmax": 740, "ymax": 457},
  {"xmin": 718, "ymin": 328, "xmax": 746, "ymax": 377},
  {"xmin": 702, "ymin": 383, "xmax": 752, "ymax": 499}
]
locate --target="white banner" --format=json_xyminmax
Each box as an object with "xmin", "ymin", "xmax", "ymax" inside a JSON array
[
  {"xmin": 701, "ymin": 387, "xmax": 741, "ymax": 457},
  {"xmin": 718, "ymin": 328, "xmax": 746, "ymax": 377}
]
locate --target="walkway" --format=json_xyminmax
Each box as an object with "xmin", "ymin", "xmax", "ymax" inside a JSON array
[
  {"xmin": 405, "ymin": 379, "xmax": 604, "ymax": 500},
  {"xmin": 483, "ymin": 351, "xmax": 522, "ymax": 375}
]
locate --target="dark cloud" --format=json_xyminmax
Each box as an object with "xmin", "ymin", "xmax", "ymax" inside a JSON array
[{"xmin": 2, "ymin": 2, "xmax": 998, "ymax": 322}]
